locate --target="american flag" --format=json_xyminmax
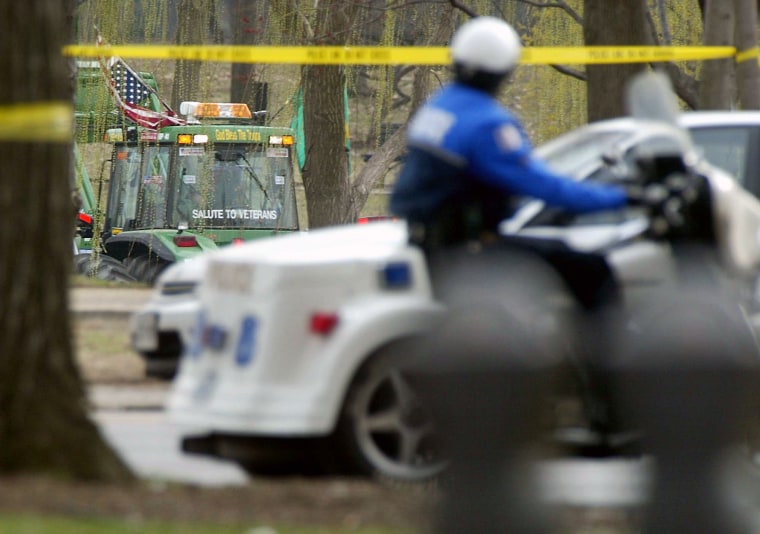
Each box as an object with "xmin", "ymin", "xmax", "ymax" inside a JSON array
[
  {"xmin": 110, "ymin": 60, "xmax": 151, "ymax": 106},
  {"xmin": 96, "ymin": 33, "xmax": 185, "ymax": 130}
]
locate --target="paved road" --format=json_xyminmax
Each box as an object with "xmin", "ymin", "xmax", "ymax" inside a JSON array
[
  {"xmin": 70, "ymin": 286, "xmax": 153, "ymax": 319},
  {"xmin": 95, "ymin": 405, "xmax": 649, "ymax": 501},
  {"xmin": 90, "ymin": 383, "xmax": 651, "ymax": 504},
  {"xmin": 94, "ymin": 408, "xmax": 249, "ymax": 487}
]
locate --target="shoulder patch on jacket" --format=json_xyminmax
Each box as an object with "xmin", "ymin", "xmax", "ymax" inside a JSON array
[
  {"xmin": 495, "ymin": 124, "xmax": 523, "ymax": 152},
  {"xmin": 408, "ymin": 107, "xmax": 456, "ymax": 146}
]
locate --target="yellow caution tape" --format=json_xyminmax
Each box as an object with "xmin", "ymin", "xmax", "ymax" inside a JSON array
[
  {"xmin": 522, "ymin": 46, "xmax": 736, "ymax": 65},
  {"xmin": 736, "ymin": 46, "xmax": 760, "ymax": 64},
  {"xmin": 64, "ymin": 45, "xmax": 451, "ymax": 65},
  {"xmin": 63, "ymin": 44, "xmax": 738, "ymax": 65},
  {"xmin": 0, "ymin": 102, "xmax": 74, "ymax": 142}
]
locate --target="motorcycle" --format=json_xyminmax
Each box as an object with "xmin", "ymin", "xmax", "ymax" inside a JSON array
[{"xmin": 410, "ymin": 72, "xmax": 760, "ymax": 531}]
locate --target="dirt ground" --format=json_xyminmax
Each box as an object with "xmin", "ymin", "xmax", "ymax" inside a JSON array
[
  {"xmin": 0, "ymin": 311, "xmax": 634, "ymax": 532},
  {"xmin": 0, "ymin": 474, "xmax": 436, "ymax": 531}
]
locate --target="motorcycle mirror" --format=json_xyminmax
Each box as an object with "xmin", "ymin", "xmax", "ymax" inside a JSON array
[
  {"xmin": 601, "ymin": 148, "xmax": 622, "ymax": 166},
  {"xmin": 625, "ymin": 71, "xmax": 680, "ymax": 127}
]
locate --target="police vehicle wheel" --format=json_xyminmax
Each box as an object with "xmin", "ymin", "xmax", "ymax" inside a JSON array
[{"xmin": 334, "ymin": 348, "xmax": 447, "ymax": 482}]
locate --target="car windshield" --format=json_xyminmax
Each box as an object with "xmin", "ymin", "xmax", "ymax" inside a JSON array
[{"xmin": 690, "ymin": 126, "xmax": 751, "ymax": 186}]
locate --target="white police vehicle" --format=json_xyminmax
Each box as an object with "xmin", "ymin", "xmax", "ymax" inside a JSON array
[{"xmin": 132, "ymin": 111, "xmax": 760, "ymax": 381}]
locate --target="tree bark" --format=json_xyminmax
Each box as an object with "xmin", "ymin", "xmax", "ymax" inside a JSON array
[
  {"xmin": 699, "ymin": 0, "xmax": 735, "ymax": 109},
  {"xmin": 300, "ymin": 0, "xmax": 359, "ymax": 227},
  {"xmin": 229, "ymin": 0, "xmax": 269, "ymax": 113},
  {"xmin": 734, "ymin": 0, "xmax": 760, "ymax": 109},
  {"xmin": 583, "ymin": 0, "xmax": 650, "ymax": 121},
  {"xmin": 0, "ymin": 1, "xmax": 132, "ymax": 480},
  {"xmin": 302, "ymin": 62, "xmax": 352, "ymax": 226},
  {"xmin": 171, "ymin": 0, "xmax": 217, "ymax": 110}
]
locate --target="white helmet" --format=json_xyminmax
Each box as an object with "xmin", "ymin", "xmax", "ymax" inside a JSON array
[{"xmin": 451, "ymin": 17, "xmax": 522, "ymax": 75}]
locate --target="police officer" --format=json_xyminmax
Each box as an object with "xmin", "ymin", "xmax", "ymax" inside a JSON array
[
  {"xmin": 391, "ymin": 16, "xmax": 631, "ymax": 250},
  {"xmin": 392, "ymin": 14, "xmax": 639, "ymax": 469}
]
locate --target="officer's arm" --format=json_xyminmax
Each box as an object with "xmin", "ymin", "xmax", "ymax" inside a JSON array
[{"xmin": 469, "ymin": 124, "xmax": 628, "ymax": 213}]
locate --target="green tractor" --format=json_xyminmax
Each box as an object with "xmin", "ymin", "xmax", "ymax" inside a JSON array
[{"xmin": 74, "ymin": 60, "xmax": 300, "ymax": 283}]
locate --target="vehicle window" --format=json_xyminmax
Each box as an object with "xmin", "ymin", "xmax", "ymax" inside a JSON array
[
  {"xmin": 690, "ymin": 127, "xmax": 750, "ymax": 185},
  {"xmin": 137, "ymin": 147, "xmax": 169, "ymax": 228},
  {"xmin": 107, "ymin": 146, "xmax": 142, "ymax": 229},
  {"xmin": 170, "ymin": 144, "xmax": 297, "ymax": 230}
]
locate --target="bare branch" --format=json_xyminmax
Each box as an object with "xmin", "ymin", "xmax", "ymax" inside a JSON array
[
  {"xmin": 448, "ymin": 0, "xmax": 478, "ymax": 18},
  {"xmin": 642, "ymin": 1, "xmax": 698, "ymax": 109},
  {"xmin": 549, "ymin": 64, "xmax": 586, "ymax": 81},
  {"xmin": 517, "ymin": 0, "xmax": 583, "ymax": 25}
]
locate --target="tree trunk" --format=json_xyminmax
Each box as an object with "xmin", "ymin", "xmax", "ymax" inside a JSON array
[
  {"xmin": 734, "ymin": 0, "xmax": 760, "ymax": 109},
  {"xmin": 302, "ymin": 63, "xmax": 352, "ymax": 226},
  {"xmin": 0, "ymin": 1, "xmax": 132, "ymax": 480},
  {"xmin": 300, "ymin": 0, "xmax": 359, "ymax": 227},
  {"xmin": 229, "ymin": 0, "xmax": 269, "ymax": 114},
  {"xmin": 583, "ymin": 0, "xmax": 650, "ymax": 121},
  {"xmin": 171, "ymin": 0, "xmax": 216, "ymax": 110},
  {"xmin": 699, "ymin": 0, "xmax": 735, "ymax": 109}
]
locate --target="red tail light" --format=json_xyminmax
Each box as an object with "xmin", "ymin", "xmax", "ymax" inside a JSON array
[
  {"xmin": 173, "ymin": 234, "xmax": 198, "ymax": 247},
  {"xmin": 310, "ymin": 312, "xmax": 339, "ymax": 335},
  {"xmin": 232, "ymin": 238, "xmax": 245, "ymax": 246}
]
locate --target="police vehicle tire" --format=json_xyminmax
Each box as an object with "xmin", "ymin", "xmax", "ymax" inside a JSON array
[{"xmin": 333, "ymin": 344, "xmax": 447, "ymax": 482}]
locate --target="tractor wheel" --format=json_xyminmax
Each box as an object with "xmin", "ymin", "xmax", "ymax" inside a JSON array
[{"xmin": 124, "ymin": 254, "xmax": 169, "ymax": 285}]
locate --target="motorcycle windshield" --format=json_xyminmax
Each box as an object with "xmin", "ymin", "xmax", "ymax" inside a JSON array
[{"xmin": 538, "ymin": 131, "xmax": 629, "ymax": 179}]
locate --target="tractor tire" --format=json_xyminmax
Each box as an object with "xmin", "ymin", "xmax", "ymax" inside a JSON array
[
  {"xmin": 124, "ymin": 254, "xmax": 169, "ymax": 285},
  {"xmin": 73, "ymin": 253, "xmax": 137, "ymax": 283}
]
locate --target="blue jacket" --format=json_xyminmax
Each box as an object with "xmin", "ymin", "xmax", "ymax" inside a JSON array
[{"xmin": 391, "ymin": 83, "xmax": 628, "ymax": 237}]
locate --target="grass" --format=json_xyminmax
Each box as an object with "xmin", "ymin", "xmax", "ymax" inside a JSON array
[{"xmin": 0, "ymin": 515, "xmax": 409, "ymax": 534}]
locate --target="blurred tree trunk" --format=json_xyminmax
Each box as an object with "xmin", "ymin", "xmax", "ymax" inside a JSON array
[
  {"xmin": 584, "ymin": 0, "xmax": 650, "ymax": 121},
  {"xmin": 699, "ymin": 0, "xmax": 735, "ymax": 109},
  {"xmin": 734, "ymin": 0, "xmax": 760, "ymax": 109},
  {"xmin": 229, "ymin": 0, "xmax": 269, "ymax": 114},
  {"xmin": 171, "ymin": 0, "xmax": 218, "ymax": 110},
  {"xmin": 300, "ymin": 0, "xmax": 359, "ymax": 227},
  {"xmin": 0, "ymin": 1, "xmax": 132, "ymax": 480}
]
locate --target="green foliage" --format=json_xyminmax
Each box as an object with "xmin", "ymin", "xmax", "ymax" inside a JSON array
[{"xmin": 513, "ymin": 0, "xmax": 586, "ymax": 143}]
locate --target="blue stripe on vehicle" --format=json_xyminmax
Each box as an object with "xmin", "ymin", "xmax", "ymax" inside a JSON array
[{"xmin": 236, "ymin": 316, "xmax": 258, "ymax": 366}]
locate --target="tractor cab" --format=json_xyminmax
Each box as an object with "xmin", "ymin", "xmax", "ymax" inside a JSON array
[{"xmin": 101, "ymin": 101, "xmax": 300, "ymax": 282}]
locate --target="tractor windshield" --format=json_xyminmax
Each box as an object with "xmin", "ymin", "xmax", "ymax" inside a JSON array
[
  {"xmin": 106, "ymin": 142, "xmax": 298, "ymax": 232},
  {"xmin": 170, "ymin": 144, "xmax": 298, "ymax": 230}
]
